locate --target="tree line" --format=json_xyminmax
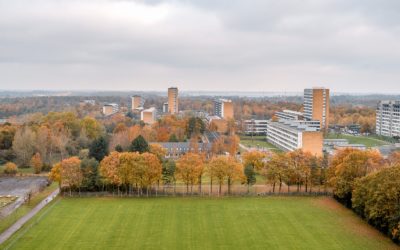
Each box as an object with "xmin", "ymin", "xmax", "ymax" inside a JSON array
[{"xmin": 328, "ymin": 149, "xmax": 400, "ymax": 243}]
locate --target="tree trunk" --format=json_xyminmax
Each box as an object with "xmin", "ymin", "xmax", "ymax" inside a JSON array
[
  {"xmin": 228, "ymin": 177, "xmax": 231, "ymax": 195},
  {"xmin": 210, "ymin": 178, "xmax": 213, "ymax": 196},
  {"xmin": 272, "ymin": 182, "xmax": 276, "ymax": 193}
]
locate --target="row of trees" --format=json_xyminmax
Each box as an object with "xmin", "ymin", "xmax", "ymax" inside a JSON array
[{"xmin": 328, "ymin": 149, "xmax": 400, "ymax": 243}]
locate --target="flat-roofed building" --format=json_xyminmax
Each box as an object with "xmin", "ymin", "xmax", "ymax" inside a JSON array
[
  {"xmin": 243, "ymin": 119, "xmax": 268, "ymax": 135},
  {"xmin": 131, "ymin": 95, "xmax": 144, "ymax": 110},
  {"xmin": 151, "ymin": 142, "xmax": 212, "ymax": 159},
  {"xmin": 102, "ymin": 103, "xmax": 119, "ymax": 116},
  {"xmin": 304, "ymin": 87, "xmax": 330, "ymax": 130},
  {"xmin": 208, "ymin": 116, "xmax": 229, "ymax": 134},
  {"xmin": 214, "ymin": 99, "xmax": 234, "ymax": 119},
  {"xmin": 275, "ymin": 110, "xmax": 304, "ymax": 120},
  {"xmin": 168, "ymin": 87, "xmax": 178, "ymax": 114},
  {"xmin": 162, "ymin": 103, "xmax": 169, "ymax": 113},
  {"xmin": 267, "ymin": 119, "xmax": 323, "ymax": 156},
  {"xmin": 376, "ymin": 100, "xmax": 400, "ymax": 137},
  {"xmin": 141, "ymin": 107, "xmax": 157, "ymax": 124}
]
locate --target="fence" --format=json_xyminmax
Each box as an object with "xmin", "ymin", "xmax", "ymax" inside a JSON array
[{"xmin": 62, "ymin": 184, "xmax": 332, "ymax": 198}]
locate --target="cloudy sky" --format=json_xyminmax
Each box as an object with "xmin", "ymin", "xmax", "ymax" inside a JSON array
[{"xmin": 0, "ymin": 0, "xmax": 400, "ymax": 92}]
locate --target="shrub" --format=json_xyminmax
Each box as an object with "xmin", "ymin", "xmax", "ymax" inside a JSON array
[{"xmin": 4, "ymin": 162, "xmax": 17, "ymax": 175}]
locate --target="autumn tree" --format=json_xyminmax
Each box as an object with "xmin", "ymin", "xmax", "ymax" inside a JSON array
[
  {"xmin": 30, "ymin": 152, "xmax": 43, "ymax": 174},
  {"xmin": 328, "ymin": 148, "xmax": 384, "ymax": 206},
  {"xmin": 99, "ymin": 152, "xmax": 121, "ymax": 192},
  {"xmin": 149, "ymin": 144, "xmax": 167, "ymax": 162},
  {"xmin": 262, "ymin": 152, "xmax": 288, "ymax": 193},
  {"xmin": 286, "ymin": 150, "xmax": 313, "ymax": 192},
  {"xmin": 12, "ymin": 127, "xmax": 36, "ymax": 167},
  {"xmin": 141, "ymin": 152, "xmax": 162, "ymax": 195},
  {"xmin": 50, "ymin": 157, "xmax": 83, "ymax": 194},
  {"xmin": 352, "ymin": 165, "xmax": 400, "ymax": 242},
  {"xmin": 176, "ymin": 153, "xmax": 204, "ymax": 194},
  {"xmin": 207, "ymin": 156, "xmax": 244, "ymax": 195}
]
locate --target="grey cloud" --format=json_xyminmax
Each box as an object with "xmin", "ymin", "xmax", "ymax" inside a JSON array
[{"xmin": 0, "ymin": 0, "xmax": 400, "ymax": 92}]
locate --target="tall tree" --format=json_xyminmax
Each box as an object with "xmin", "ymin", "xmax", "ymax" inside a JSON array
[
  {"xmin": 244, "ymin": 164, "xmax": 256, "ymax": 193},
  {"xmin": 12, "ymin": 127, "xmax": 36, "ymax": 167},
  {"xmin": 89, "ymin": 137, "xmax": 108, "ymax": 161},
  {"xmin": 30, "ymin": 152, "xmax": 43, "ymax": 174},
  {"xmin": 129, "ymin": 135, "xmax": 149, "ymax": 153},
  {"xmin": 328, "ymin": 148, "xmax": 384, "ymax": 206},
  {"xmin": 175, "ymin": 153, "xmax": 204, "ymax": 194}
]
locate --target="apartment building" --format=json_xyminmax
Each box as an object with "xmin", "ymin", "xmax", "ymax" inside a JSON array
[
  {"xmin": 131, "ymin": 95, "xmax": 144, "ymax": 110},
  {"xmin": 376, "ymin": 100, "xmax": 400, "ymax": 137},
  {"xmin": 243, "ymin": 119, "xmax": 268, "ymax": 135},
  {"xmin": 275, "ymin": 110, "xmax": 303, "ymax": 120},
  {"xmin": 267, "ymin": 119, "xmax": 323, "ymax": 156},
  {"xmin": 141, "ymin": 107, "xmax": 157, "ymax": 125},
  {"xmin": 102, "ymin": 103, "xmax": 119, "ymax": 116},
  {"xmin": 304, "ymin": 87, "xmax": 330, "ymax": 130},
  {"xmin": 214, "ymin": 99, "xmax": 234, "ymax": 119},
  {"xmin": 168, "ymin": 87, "xmax": 178, "ymax": 114}
]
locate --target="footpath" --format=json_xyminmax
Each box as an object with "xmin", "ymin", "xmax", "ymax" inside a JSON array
[{"xmin": 0, "ymin": 188, "xmax": 59, "ymax": 245}]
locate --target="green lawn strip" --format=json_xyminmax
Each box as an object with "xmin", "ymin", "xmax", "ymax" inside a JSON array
[
  {"xmin": 2, "ymin": 197, "xmax": 397, "ymax": 250},
  {"xmin": 240, "ymin": 136, "xmax": 282, "ymax": 152},
  {"xmin": 0, "ymin": 182, "xmax": 58, "ymax": 234},
  {"xmin": 325, "ymin": 134, "xmax": 390, "ymax": 147}
]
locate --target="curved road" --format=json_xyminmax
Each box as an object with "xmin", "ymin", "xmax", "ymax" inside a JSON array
[{"xmin": 0, "ymin": 188, "xmax": 59, "ymax": 245}]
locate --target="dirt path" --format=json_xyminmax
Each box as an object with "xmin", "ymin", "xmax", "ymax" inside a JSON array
[{"xmin": 0, "ymin": 188, "xmax": 59, "ymax": 245}]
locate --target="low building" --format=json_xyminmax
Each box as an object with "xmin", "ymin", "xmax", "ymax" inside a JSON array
[
  {"xmin": 275, "ymin": 110, "xmax": 304, "ymax": 120},
  {"xmin": 208, "ymin": 116, "xmax": 228, "ymax": 134},
  {"xmin": 151, "ymin": 142, "xmax": 212, "ymax": 158},
  {"xmin": 335, "ymin": 144, "xmax": 367, "ymax": 151},
  {"xmin": 323, "ymin": 139, "xmax": 349, "ymax": 147},
  {"xmin": 162, "ymin": 103, "xmax": 169, "ymax": 113},
  {"xmin": 80, "ymin": 99, "xmax": 96, "ymax": 106},
  {"xmin": 243, "ymin": 119, "xmax": 268, "ymax": 135},
  {"xmin": 102, "ymin": 103, "xmax": 119, "ymax": 116},
  {"xmin": 141, "ymin": 107, "xmax": 157, "ymax": 124},
  {"xmin": 267, "ymin": 120, "xmax": 323, "ymax": 156}
]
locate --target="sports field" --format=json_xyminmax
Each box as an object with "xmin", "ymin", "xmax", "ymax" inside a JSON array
[{"xmin": 2, "ymin": 197, "xmax": 397, "ymax": 250}]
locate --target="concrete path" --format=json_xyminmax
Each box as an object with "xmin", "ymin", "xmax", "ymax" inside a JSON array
[
  {"xmin": 239, "ymin": 143, "xmax": 250, "ymax": 152},
  {"xmin": 0, "ymin": 188, "xmax": 59, "ymax": 245}
]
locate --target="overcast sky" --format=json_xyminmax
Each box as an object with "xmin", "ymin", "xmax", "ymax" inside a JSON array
[{"xmin": 0, "ymin": 0, "xmax": 399, "ymax": 93}]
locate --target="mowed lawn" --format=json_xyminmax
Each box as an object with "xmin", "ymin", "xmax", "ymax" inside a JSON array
[{"xmin": 2, "ymin": 197, "xmax": 398, "ymax": 250}]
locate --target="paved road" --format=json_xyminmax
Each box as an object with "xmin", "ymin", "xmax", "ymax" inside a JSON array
[{"xmin": 0, "ymin": 188, "xmax": 60, "ymax": 245}]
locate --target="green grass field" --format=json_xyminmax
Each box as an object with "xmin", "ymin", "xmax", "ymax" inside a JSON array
[
  {"xmin": 240, "ymin": 135, "xmax": 282, "ymax": 152},
  {"xmin": 325, "ymin": 133, "xmax": 390, "ymax": 147},
  {"xmin": 2, "ymin": 197, "xmax": 397, "ymax": 250}
]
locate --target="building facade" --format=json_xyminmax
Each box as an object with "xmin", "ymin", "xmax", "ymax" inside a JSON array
[
  {"xmin": 376, "ymin": 100, "xmax": 400, "ymax": 137},
  {"xmin": 275, "ymin": 110, "xmax": 303, "ymax": 120},
  {"xmin": 304, "ymin": 88, "xmax": 330, "ymax": 130},
  {"xmin": 243, "ymin": 119, "xmax": 268, "ymax": 135},
  {"xmin": 151, "ymin": 142, "xmax": 212, "ymax": 158},
  {"xmin": 162, "ymin": 103, "xmax": 169, "ymax": 113},
  {"xmin": 168, "ymin": 87, "xmax": 178, "ymax": 114},
  {"xmin": 141, "ymin": 107, "xmax": 157, "ymax": 125},
  {"xmin": 102, "ymin": 103, "xmax": 119, "ymax": 116},
  {"xmin": 214, "ymin": 99, "xmax": 234, "ymax": 119},
  {"xmin": 267, "ymin": 120, "xmax": 323, "ymax": 156},
  {"xmin": 131, "ymin": 95, "xmax": 144, "ymax": 110}
]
